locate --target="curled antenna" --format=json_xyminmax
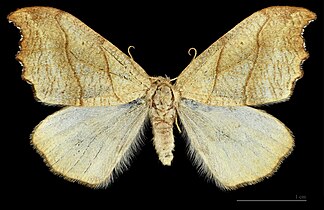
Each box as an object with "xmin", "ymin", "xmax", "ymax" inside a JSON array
[
  {"xmin": 188, "ymin": 47, "xmax": 197, "ymax": 60},
  {"xmin": 128, "ymin": 46, "xmax": 135, "ymax": 59}
]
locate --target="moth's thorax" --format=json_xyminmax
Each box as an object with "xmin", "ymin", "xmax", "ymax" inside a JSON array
[{"xmin": 147, "ymin": 77, "xmax": 179, "ymax": 166}]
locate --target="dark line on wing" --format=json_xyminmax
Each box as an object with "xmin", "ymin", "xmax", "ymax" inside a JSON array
[
  {"xmin": 83, "ymin": 141, "xmax": 105, "ymax": 174},
  {"xmin": 242, "ymin": 19, "xmax": 269, "ymax": 104},
  {"xmin": 101, "ymin": 47, "xmax": 123, "ymax": 103},
  {"xmin": 101, "ymin": 45, "xmax": 151, "ymax": 89},
  {"xmin": 206, "ymin": 44, "xmax": 225, "ymax": 104},
  {"xmin": 54, "ymin": 14, "xmax": 84, "ymax": 106}
]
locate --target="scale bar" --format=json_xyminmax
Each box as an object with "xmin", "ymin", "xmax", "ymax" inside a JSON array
[{"xmin": 237, "ymin": 200, "xmax": 307, "ymax": 202}]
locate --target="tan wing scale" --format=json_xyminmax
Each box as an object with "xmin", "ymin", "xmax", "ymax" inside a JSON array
[
  {"xmin": 176, "ymin": 6, "xmax": 316, "ymax": 106},
  {"xmin": 8, "ymin": 7, "xmax": 151, "ymax": 106}
]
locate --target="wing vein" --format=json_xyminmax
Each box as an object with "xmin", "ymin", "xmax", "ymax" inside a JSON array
[
  {"xmin": 101, "ymin": 47, "xmax": 122, "ymax": 102},
  {"xmin": 54, "ymin": 14, "xmax": 84, "ymax": 105},
  {"xmin": 66, "ymin": 126, "xmax": 108, "ymax": 174},
  {"xmin": 243, "ymin": 18, "xmax": 269, "ymax": 104},
  {"xmin": 207, "ymin": 44, "xmax": 225, "ymax": 103}
]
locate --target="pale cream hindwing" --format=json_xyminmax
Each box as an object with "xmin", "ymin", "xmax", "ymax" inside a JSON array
[
  {"xmin": 8, "ymin": 7, "xmax": 151, "ymax": 106},
  {"xmin": 178, "ymin": 99, "xmax": 293, "ymax": 189},
  {"xmin": 176, "ymin": 7, "xmax": 316, "ymax": 106},
  {"xmin": 32, "ymin": 99, "xmax": 148, "ymax": 187}
]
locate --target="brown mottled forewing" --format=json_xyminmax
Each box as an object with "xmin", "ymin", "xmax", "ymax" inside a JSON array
[
  {"xmin": 176, "ymin": 6, "xmax": 316, "ymax": 106},
  {"xmin": 8, "ymin": 7, "xmax": 151, "ymax": 106}
]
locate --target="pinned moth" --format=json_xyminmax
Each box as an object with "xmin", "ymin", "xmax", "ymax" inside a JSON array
[{"xmin": 8, "ymin": 6, "xmax": 315, "ymax": 189}]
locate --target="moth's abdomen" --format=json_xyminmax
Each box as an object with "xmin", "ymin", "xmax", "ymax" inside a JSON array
[
  {"xmin": 151, "ymin": 115, "xmax": 175, "ymax": 166},
  {"xmin": 148, "ymin": 78, "xmax": 179, "ymax": 166}
]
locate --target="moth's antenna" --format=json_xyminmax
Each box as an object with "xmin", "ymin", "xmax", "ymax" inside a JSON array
[
  {"xmin": 188, "ymin": 47, "xmax": 197, "ymax": 61},
  {"xmin": 128, "ymin": 46, "xmax": 135, "ymax": 59}
]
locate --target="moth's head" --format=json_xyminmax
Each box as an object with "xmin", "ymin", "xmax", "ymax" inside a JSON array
[
  {"xmin": 147, "ymin": 76, "xmax": 180, "ymax": 104},
  {"xmin": 150, "ymin": 76, "xmax": 172, "ymax": 86},
  {"xmin": 148, "ymin": 76, "xmax": 179, "ymax": 97}
]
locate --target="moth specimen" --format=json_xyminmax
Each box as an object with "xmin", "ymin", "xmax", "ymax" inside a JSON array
[{"xmin": 8, "ymin": 6, "xmax": 315, "ymax": 189}]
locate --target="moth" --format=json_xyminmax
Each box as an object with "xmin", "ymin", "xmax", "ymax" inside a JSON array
[{"xmin": 8, "ymin": 6, "xmax": 315, "ymax": 189}]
